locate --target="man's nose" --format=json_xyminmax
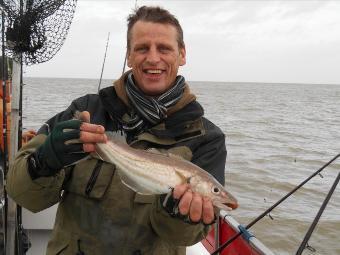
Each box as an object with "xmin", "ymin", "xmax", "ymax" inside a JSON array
[{"xmin": 146, "ymin": 47, "xmax": 160, "ymax": 64}]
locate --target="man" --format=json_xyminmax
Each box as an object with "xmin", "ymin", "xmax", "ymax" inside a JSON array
[{"xmin": 7, "ymin": 6, "xmax": 227, "ymax": 255}]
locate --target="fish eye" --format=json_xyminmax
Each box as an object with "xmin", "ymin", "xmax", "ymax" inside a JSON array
[{"xmin": 212, "ymin": 187, "xmax": 220, "ymax": 194}]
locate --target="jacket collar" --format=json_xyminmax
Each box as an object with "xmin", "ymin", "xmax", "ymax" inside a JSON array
[
  {"xmin": 99, "ymin": 71, "xmax": 204, "ymax": 131},
  {"xmin": 113, "ymin": 71, "xmax": 197, "ymax": 117}
]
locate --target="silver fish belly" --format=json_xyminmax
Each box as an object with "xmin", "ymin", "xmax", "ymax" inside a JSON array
[{"xmin": 94, "ymin": 139, "xmax": 238, "ymax": 210}]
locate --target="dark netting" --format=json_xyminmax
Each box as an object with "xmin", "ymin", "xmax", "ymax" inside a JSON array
[{"xmin": 1, "ymin": 0, "xmax": 77, "ymax": 65}]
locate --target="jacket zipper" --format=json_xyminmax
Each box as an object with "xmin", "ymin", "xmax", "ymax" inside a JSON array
[{"xmin": 85, "ymin": 160, "xmax": 103, "ymax": 196}]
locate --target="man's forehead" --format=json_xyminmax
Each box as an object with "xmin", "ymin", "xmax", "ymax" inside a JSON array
[{"xmin": 131, "ymin": 21, "xmax": 177, "ymax": 36}]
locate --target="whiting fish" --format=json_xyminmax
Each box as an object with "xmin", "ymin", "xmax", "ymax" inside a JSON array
[{"xmin": 93, "ymin": 136, "xmax": 238, "ymax": 211}]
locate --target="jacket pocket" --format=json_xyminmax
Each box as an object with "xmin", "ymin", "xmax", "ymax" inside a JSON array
[{"xmin": 65, "ymin": 158, "xmax": 115, "ymax": 199}]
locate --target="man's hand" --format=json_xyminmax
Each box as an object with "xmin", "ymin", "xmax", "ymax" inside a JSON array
[
  {"xmin": 78, "ymin": 111, "xmax": 107, "ymax": 153},
  {"xmin": 173, "ymin": 183, "xmax": 215, "ymax": 225},
  {"xmin": 29, "ymin": 111, "xmax": 107, "ymax": 178}
]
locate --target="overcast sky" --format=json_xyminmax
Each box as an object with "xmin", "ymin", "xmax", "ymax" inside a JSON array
[{"xmin": 25, "ymin": 0, "xmax": 340, "ymax": 84}]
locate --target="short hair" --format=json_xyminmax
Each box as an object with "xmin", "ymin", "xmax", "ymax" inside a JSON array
[{"xmin": 127, "ymin": 6, "xmax": 184, "ymax": 51}]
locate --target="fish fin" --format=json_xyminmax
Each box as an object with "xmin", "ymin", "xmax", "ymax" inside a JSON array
[
  {"xmin": 174, "ymin": 170, "xmax": 189, "ymax": 184},
  {"xmin": 91, "ymin": 144, "xmax": 112, "ymax": 163},
  {"xmin": 105, "ymin": 131, "xmax": 127, "ymax": 143},
  {"xmin": 167, "ymin": 152, "xmax": 185, "ymax": 161},
  {"xmin": 116, "ymin": 169, "xmax": 155, "ymax": 195},
  {"xmin": 146, "ymin": 148, "xmax": 162, "ymax": 154}
]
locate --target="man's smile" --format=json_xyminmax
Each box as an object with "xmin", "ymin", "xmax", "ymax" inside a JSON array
[
  {"xmin": 144, "ymin": 69, "xmax": 163, "ymax": 74},
  {"xmin": 142, "ymin": 68, "xmax": 166, "ymax": 81}
]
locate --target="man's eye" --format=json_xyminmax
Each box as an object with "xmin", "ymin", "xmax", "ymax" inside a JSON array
[
  {"xmin": 159, "ymin": 47, "xmax": 171, "ymax": 53},
  {"xmin": 136, "ymin": 47, "xmax": 147, "ymax": 53}
]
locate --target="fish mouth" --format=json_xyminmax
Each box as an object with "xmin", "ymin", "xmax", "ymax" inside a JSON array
[
  {"xmin": 220, "ymin": 191, "xmax": 238, "ymax": 210},
  {"xmin": 225, "ymin": 201, "xmax": 238, "ymax": 210},
  {"xmin": 213, "ymin": 201, "xmax": 238, "ymax": 211}
]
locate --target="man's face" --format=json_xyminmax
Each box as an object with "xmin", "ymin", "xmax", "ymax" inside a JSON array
[{"xmin": 127, "ymin": 21, "xmax": 186, "ymax": 96}]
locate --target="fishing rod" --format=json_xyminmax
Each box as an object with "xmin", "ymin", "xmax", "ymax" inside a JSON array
[
  {"xmin": 121, "ymin": 0, "xmax": 138, "ymax": 76},
  {"xmin": 295, "ymin": 170, "xmax": 340, "ymax": 255},
  {"xmin": 121, "ymin": 51, "xmax": 127, "ymax": 76},
  {"xmin": 211, "ymin": 153, "xmax": 340, "ymax": 255},
  {"xmin": 97, "ymin": 32, "xmax": 110, "ymax": 93}
]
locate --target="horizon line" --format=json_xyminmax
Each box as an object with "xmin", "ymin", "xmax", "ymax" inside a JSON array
[{"xmin": 23, "ymin": 76, "xmax": 340, "ymax": 86}]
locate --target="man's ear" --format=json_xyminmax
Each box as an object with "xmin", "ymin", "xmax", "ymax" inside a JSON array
[{"xmin": 179, "ymin": 46, "xmax": 186, "ymax": 66}]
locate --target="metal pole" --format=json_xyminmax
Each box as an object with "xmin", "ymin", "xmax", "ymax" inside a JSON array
[
  {"xmin": 15, "ymin": 0, "xmax": 25, "ymax": 253},
  {"xmin": 6, "ymin": 58, "xmax": 20, "ymax": 255},
  {"xmin": 1, "ymin": 8, "xmax": 9, "ymax": 254},
  {"xmin": 214, "ymin": 218, "xmax": 220, "ymax": 255},
  {"xmin": 1, "ymin": 2, "xmax": 9, "ymax": 175},
  {"xmin": 6, "ymin": 0, "xmax": 25, "ymax": 252},
  {"xmin": 15, "ymin": 37, "xmax": 24, "ymax": 255}
]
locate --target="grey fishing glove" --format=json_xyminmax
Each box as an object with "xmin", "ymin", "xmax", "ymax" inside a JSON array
[{"xmin": 28, "ymin": 119, "xmax": 88, "ymax": 179}]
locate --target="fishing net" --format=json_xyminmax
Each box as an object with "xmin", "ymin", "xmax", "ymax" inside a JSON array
[{"xmin": 1, "ymin": 0, "xmax": 77, "ymax": 65}]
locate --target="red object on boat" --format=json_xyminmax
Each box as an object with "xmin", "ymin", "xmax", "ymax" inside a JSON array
[{"xmin": 201, "ymin": 211, "xmax": 274, "ymax": 255}]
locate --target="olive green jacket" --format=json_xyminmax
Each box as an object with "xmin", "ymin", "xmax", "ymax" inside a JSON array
[{"xmin": 7, "ymin": 78, "xmax": 227, "ymax": 255}]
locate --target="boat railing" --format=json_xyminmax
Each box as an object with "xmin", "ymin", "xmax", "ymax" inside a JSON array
[{"xmin": 219, "ymin": 210, "xmax": 275, "ymax": 255}]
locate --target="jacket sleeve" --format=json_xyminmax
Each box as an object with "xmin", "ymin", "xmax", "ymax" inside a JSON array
[
  {"xmin": 150, "ymin": 198, "xmax": 210, "ymax": 246},
  {"xmin": 6, "ymin": 134, "xmax": 66, "ymax": 213},
  {"xmin": 6, "ymin": 96, "xmax": 91, "ymax": 213},
  {"xmin": 191, "ymin": 118, "xmax": 227, "ymax": 185}
]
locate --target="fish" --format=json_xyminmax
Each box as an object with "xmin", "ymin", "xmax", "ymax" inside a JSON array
[{"xmin": 93, "ymin": 136, "xmax": 238, "ymax": 211}]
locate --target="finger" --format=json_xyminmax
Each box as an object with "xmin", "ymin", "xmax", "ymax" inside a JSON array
[
  {"xmin": 178, "ymin": 189, "xmax": 193, "ymax": 216},
  {"xmin": 173, "ymin": 183, "xmax": 190, "ymax": 199},
  {"xmin": 23, "ymin": 131, "xmax": 36, "ymax": 139},
  {"xmin": 80, "ymin": 122, "xmax": 105, "ymax": 134},
  {"xmin": 27, "ymin": 133, "xmax": 36, "ymax": 138},
  {"xmin": 189, "ymin": 193, "xmax": 203, "ymax": 222},
  {"xmin": 83, "ymin": 143, "xmax": 96, "ymax": 153},
  {"xmin": 29, "ymin": 130, "xmax": 37, "ymax": 135},
  {"xmin": 202, "ymin": 197, "xmax": 215, "ymax": 225},
  {"xmin": 80, "ymin": 131, "xmax": 107, "ymax": 143},
  {"xmin": 24, "ymin": 130, "xmax": 37, "ymax": 136},
  {"xmin": 79, "ymin": 111, "xmax": 90, "ymax": 123}
]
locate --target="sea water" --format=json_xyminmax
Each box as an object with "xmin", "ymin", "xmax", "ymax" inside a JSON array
[{"xmin": 23, "ymin": 77, "xmax": 340, "ymax": 254}]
